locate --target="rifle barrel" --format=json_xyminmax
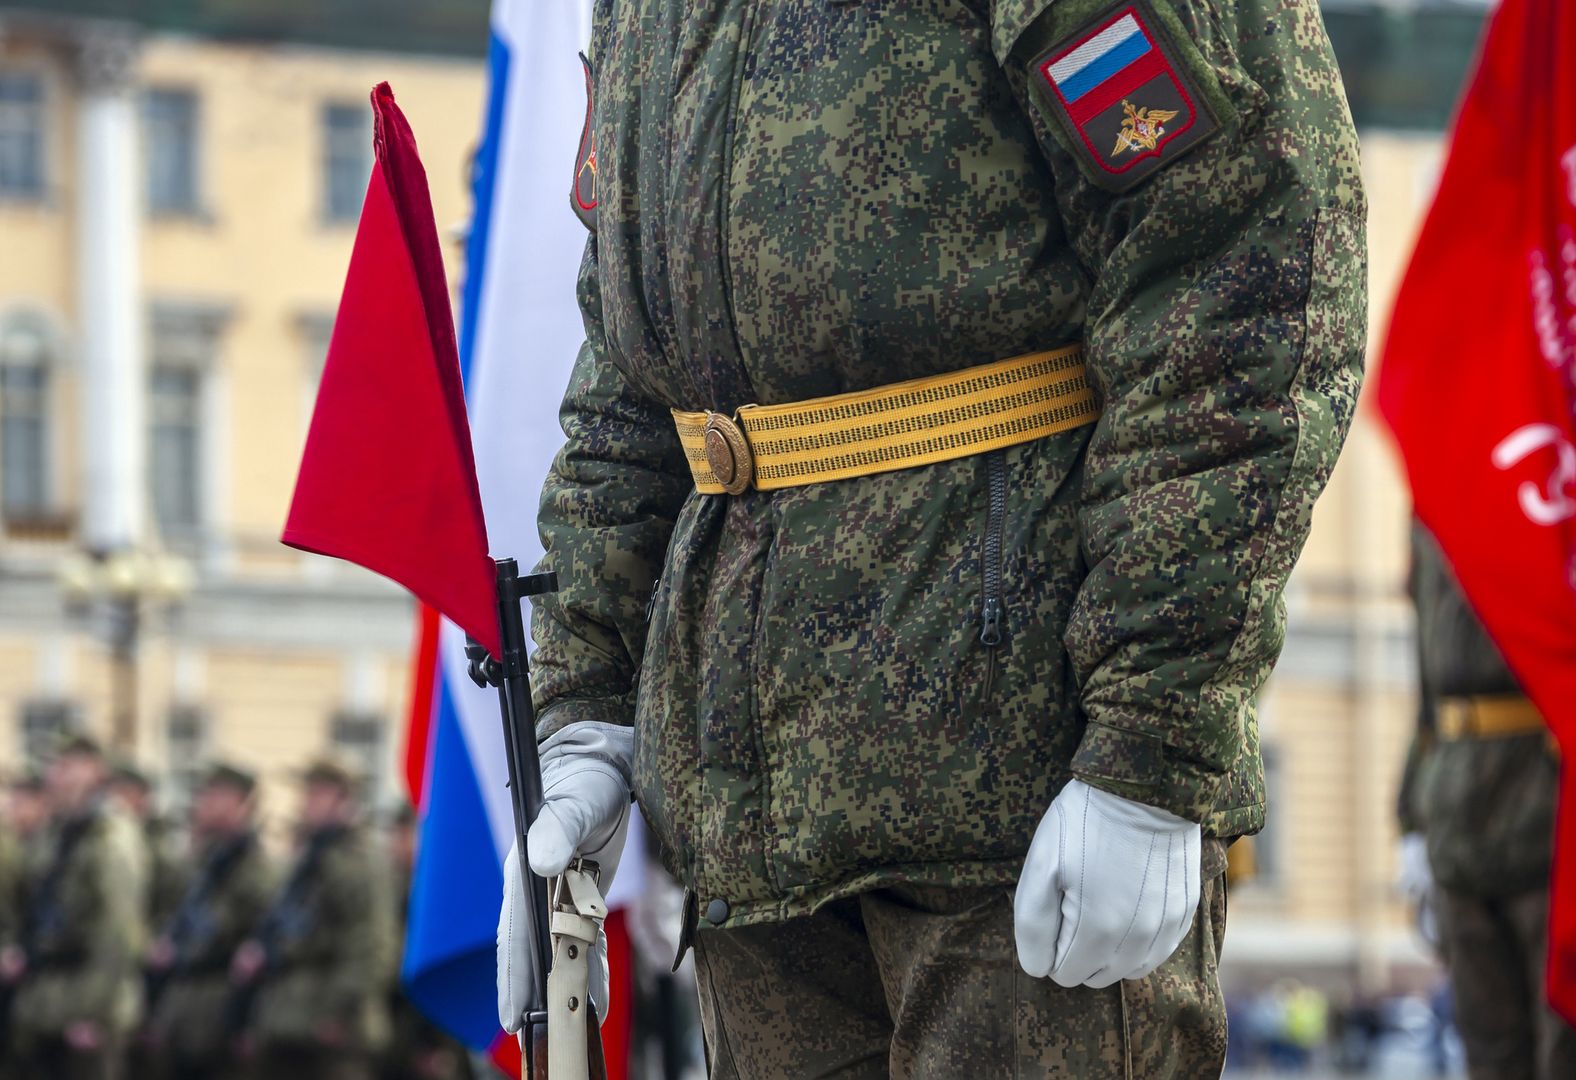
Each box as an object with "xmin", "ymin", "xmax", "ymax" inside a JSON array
[{"xmin": 493, "ymin": 558, "xmax": 557, "ymax": 1015}]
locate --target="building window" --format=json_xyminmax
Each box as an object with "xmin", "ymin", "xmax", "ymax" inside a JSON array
[
  {"xmin": 149, "ymin": 365, "xmax": 202, "ymax": 536},
  {"xmin": 148, "ymin": 304, "xmax": 228, "ymax": 543},
  {"xmin": 0, "ymin": 72, "xmax": 45, "ymax": 199},
  {"xmin": 20, "ymin": 700, "xmax": 80, "ymax": 767},
  {"xmin": 322, "ymin": 103, "xmax": 370, "ymax": 223},
  {"xmin": 331, "ymin": 709, "xmax": 384, "ymax": 804},
  {"xmin": 144, "ymin": 88, "xmax": 200, "ymax": 216},
  {"xmin": 1, "ymin": 313, "xmax": 54, "ymax": 523},
  {"xmin": 166, "ymin": 704, "xmax": 208, "ymax": 807}
]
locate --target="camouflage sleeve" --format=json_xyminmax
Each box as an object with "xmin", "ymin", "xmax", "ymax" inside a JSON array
[
  {"xmin": 529, "ymin": 236, "xmax": 694, "ymax": 738},
  {"xmin": 992, "ymin": 0, "xmax": 1366, "ymax": 820}
]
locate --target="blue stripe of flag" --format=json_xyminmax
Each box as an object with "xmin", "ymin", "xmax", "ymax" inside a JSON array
[{"xmin": 1057, "ymin": 30, "xmax": 1152, "ymax": 103}]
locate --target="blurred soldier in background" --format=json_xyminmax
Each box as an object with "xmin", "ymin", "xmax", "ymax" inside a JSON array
[
  {"xmin": 107, "ymin": 760, "xmax": 189, "ymax": 1080},
  {"xmin": 144, "ymin": 763, "xmax": 274, "ymax": 1080},
  {"xmin": 1, "ymin": 735, "xmax": 148, "ymax": 1080},
  {"xmin": 0, "ymin": 772, "xmax": 48, "ymax": 1080},
  {"xmin": 230, "ymin": 758, "xmax": 394, "ymax": 1080},
  {"xmin": 108, "ymin": 761, "xmax": 190, "ymax": 931},
  {"xmin": 380, "ymin": 803, "xmax": 471, "ymax": 1080},
  {"xmin": 1399, "ymin": 521, "xmax": 1576, "ymax": 1080},
  {"xmin": 0, "ymin": 772, "xmax": 47, "ymax": 955}
]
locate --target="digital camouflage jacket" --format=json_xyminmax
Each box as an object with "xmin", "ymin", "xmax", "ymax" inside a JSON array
[
  {"xmin": 11, "ymin": 805, "xmax": 147, "ymax": 1037},
  {"xmin": 531, "ymin": 0, "xmax": 1366, "ymax": 928},
  {"xmin": 247, "ymin": 825, "xmax": 394, "ymax": 1052},
  {"xmin": 148, "ymin": 831, "xmax": 275, "ymax": 1063}
]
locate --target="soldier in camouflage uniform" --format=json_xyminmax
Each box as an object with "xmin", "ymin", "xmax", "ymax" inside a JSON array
[
  {"xmin": 0, "ymin": 773, "xmax": 48, "ymax": 963},
  {"xmin": 380, "ymin": 804, "xmax": 472, "ymax": 1080},
  {"xmin": 2, "ymin": 736, "xmax": 148, "ymax": 1080},
  {"xmin": 108, "ymin": 761, "xmax": 190, "ymax": 933},
  {"xmin": 1398, "ymin": 522, "xmax": 1576, "ymax": 1080},
  {"xmin": 497, "ymin": 0, "xmax": 1365, "ymax": 1074},
  {"xmin": 0, "ymin": 772, "xmax": 48, "ymax": 1080},
  {"xmin": 231, "ymin": 760, "xmax": 394, "ymax": 1080},
  {"xmin": 143, "ymin": 763, "xmax": 275, "ymax": 1080},
  {"xmin": 107, "ymin": 759, "xmax": 189, "ymax": 1079}
]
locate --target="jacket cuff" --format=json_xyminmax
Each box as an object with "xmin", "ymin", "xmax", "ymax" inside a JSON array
[
  {"xmin": 1069, "ymin": 719, "xmax": 1229, "ymax": 824},
  {"xmin": 534, "ymin": 696, "xmax": 633, "ymax": 743}
]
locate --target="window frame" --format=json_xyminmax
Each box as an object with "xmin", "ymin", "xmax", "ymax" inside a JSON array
[
  {"xmin": 330, "ymin": 707, "xmax": 386, "ymax": 805},
  {"xmin": 146, "ymin": 302, "xmax": 232, "ymax": 549},
  {"xmin": 0, "ymin": 68, "xmax": 48, "ymax": 202},
  {"xmin": 143, "ymin": 85, "xmax": 204, "ymax": 219},
  {"xmin": 321, "ymin": 101, "xmax": 371, "ymax": 225},
  {"xmin": 0, "ymin": 309, "xmax": 63, "ymax": 530}
]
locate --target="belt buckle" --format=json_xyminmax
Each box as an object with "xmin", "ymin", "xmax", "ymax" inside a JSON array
[{"xmin": 703, "ymin": 411, "xmax": 754, "ymax": 495}]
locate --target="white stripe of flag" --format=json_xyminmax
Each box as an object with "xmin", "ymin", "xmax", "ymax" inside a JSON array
[{"xmin": 1047, "ymin": 13, "xmax": 1142, "ymax": 86}]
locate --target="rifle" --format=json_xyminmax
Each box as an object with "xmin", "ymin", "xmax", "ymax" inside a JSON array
[
  {"xmin": 224, "ymin": 827, "xmax": 335, "ymax": 1038},
  {"xmin": 147, "ymin": 832, "xmax": 253, "ymax": 1010},
  {"xmin": 465, "ymin": 559, "xmax": 607, "ymax": 1080}
]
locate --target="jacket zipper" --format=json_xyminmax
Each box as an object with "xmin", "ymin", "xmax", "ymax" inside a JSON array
[{"xmin": 979, "ymin": 450, "xmax": 1007, "ymax": 696}]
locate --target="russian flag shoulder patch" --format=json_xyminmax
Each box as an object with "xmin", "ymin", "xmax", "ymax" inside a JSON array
[{"xmin": 1030, "ymin": 0, "xmax": 1220, "ymax": 193}]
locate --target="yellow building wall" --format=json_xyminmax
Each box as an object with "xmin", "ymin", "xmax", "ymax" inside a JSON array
[{"xmin": 0, "ymin": 30, "xmax": 482, "ymax": 821}]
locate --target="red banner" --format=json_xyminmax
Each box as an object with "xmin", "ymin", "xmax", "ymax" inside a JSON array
[
  {"xmin": 1377, "ymin": 0, "xmax": 1576, "ymax": 1019},
  {"xmin": 283, "ymin": 84, "xmax": 499, "ymax": 657}
]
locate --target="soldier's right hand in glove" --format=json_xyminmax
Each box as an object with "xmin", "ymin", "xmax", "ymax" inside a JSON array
[
  {"xmin": 1014, "ymin": 779, "xmax": 1201, "ymax": 988},
  {"xmin": 496, "ymin": 721, "xmax": 632, "ymax": 1033},
  {"xmin": 1397, "ymin": 832, "xmax": 1432, "ymax": 903}
]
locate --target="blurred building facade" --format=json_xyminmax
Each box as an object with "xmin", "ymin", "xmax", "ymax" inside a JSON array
[
  {"xmin": 1222, "ymin": 2, "xmax": 1489, "ymax": 995},
  {"xmin": 0, "ymin": 2, "xmax": 486, "ymax": 824},
  {"xmin": 0, "ymin": 0, "xmax": 1496, "ymax": 997}
]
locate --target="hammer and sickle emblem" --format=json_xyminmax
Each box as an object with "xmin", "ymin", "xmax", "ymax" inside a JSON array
[{"xmin": 1492, "ymin": 423, "xmax": 1576, "ymax": 526}]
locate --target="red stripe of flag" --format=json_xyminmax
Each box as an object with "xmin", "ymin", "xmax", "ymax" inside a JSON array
[{"xmin": 1062, "ymin": 47, "xmax": 1170, "ymax": 125}]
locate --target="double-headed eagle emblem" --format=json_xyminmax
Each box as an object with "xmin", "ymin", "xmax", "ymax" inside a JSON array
[{"xmin": 1112, "ymin": 100, "xmax": 1180, "ymax": 156}]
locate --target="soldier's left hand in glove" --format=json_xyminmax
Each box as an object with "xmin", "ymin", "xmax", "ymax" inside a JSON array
[
  {"xmin": 1014, "ymin": 779, "xmax": 1201, "ymax": 988},
  {"xmin": 496, "ymin": 721, "xmax": 632, "ymax": 1033}
]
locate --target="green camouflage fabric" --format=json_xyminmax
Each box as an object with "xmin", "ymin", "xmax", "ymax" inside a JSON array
[
  {"xmin": 10, "ymin": 804, "xmax": 148, "ymax": 1038},
  {"xmin": 248, "ymin": 826, "xmax": 394, "ymax": 1055},
  {"xmin": 1400, "ymin": 523, "xmax": 1558, "ymax": 896},
  {"xmin": 531, "ymin": 0, "xmax": 1365, "ymax": 928},
  {"xmin": 147, "ymin": 831, "xmax": 275, "ymax": 1066},
  {"xmin": 1434, "ymin": 889, "xmax": 1576, "ymax": 1079},
  {"xmin": 143, "ymin": 815, "xmax": 191, "ymax": 933},
  {"xmin": 0, "ymin": 827, "xmax": 27, "ymax": 950},
  {"xmin": 694, "ymin": 841, "xmax": 1230, "ymax": 1077}
]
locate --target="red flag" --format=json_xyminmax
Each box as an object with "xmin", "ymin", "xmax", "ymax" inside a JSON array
[
  {"xmin": 1377, "ymin": 0, "xmax": 1576, "ymax": 1020},
  {"xmin": 284, "ymin": 84, "xmax": 499, "ymax": 658}
]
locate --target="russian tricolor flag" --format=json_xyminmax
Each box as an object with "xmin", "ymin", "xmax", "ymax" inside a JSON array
[
  {"xmin": 1044, "ymin": 12, "xmax": 1156, "ymax": 107},
  {"xmin": 397, "ymin": 1, "xmax": 635, "ymax": 1073}
]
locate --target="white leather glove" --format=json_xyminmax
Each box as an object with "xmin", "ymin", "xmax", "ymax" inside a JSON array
[
  {"xmin": 1397, "ymin": 832, "xmax": 1433, "ymax": 903},
  {"xmin": 497, "ymin": 722, "xmax": 632, "ymax": 1033},
  {"xmin": 1015, "ymin": 779, "xmax": 1202, "ymax": 988}
]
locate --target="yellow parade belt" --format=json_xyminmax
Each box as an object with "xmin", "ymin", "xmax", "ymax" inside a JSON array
[
  {"xmin": 672, "ymin": 346, "xmax": 1098, "ymax": 495},
  {"xmin": 1436, "ymin": 695, "xmax": 1548, "ymax": 741}
]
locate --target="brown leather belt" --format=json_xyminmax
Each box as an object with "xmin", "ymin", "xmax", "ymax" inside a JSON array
[{"xmin": 1436, "ymin": 695, "xmax": 1548, "ymax": 741}]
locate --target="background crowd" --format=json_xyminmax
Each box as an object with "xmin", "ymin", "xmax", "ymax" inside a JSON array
[{"xmin": 0, "ymin": 735, "xmax": 469, "ymax": 1080}]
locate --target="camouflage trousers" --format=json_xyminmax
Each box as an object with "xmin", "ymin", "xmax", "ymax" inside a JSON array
[
  {"xmin": 250, "ymin": 1046, "xmax": 374, "ymax": 1080},
  {"xmin": 693, "ymin": 865, "xmax": 1228, "ymax": 1078},
  {"xmin": 1436, "ymin": 886, "xmax": 1576, "ymax": 1080},
  {"xmin": 7, "ymin": 1037, "xmax": 123, "ymax": 1080}
]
